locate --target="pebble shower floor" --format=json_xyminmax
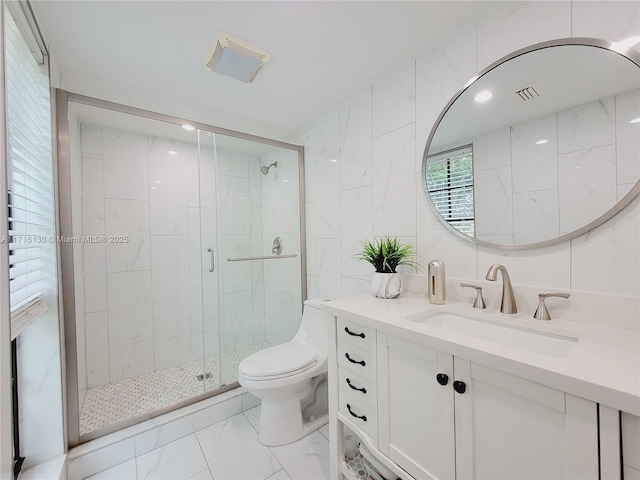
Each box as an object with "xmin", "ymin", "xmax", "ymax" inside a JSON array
[{"xmin": 79, "ymin": 342, "xmax": 269, "ymax": 435}]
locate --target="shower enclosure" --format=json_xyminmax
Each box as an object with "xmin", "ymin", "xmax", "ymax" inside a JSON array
[{"xmin": 56, "ymin": 92, "xmax": 305, "ymax": 444}]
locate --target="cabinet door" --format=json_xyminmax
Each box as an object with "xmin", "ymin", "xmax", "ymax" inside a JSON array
[
  {"xmin": 622, "ymin": 412, "xmax": 640, "ymax": 479},
  {"xmin": 454, "ymin": 359, "xmax": 599, "ymax": 480},
  {"xmin": 378, "ymin": 333, "xmax": 455, "ymax": 480}
]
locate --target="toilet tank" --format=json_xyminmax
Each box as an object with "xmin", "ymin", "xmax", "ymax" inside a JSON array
[{"xmin": 293, "ymin": 298, "xmax": 332, "ymax": 353}]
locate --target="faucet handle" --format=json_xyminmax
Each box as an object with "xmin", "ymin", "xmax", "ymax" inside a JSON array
[
  {"xmin": 534, "ymin": 293, "xmax": 570, "ymax": 320},
  {"xmin": 460, "ymin": 283, "xmax": 487, "ymax": 309}
]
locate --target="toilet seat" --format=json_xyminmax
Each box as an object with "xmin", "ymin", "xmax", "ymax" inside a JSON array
[{"xmin": 239, "ymin": 343, "xmax": 319, "ymax": 381}]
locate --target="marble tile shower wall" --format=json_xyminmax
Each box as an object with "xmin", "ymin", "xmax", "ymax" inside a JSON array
[
  {"xmin": 218, "ymin": 149, "xmax": 266, "ymax": 355},
  {"xmin": 260, "ymin": 147, "xmax": 303, "ymax": 346},
  {"xmin": 297, "ymin": 1, "xmax": 640, "ymax": 309},
  {"xmin": 473, "ymin": 88, "xmax": 639, "ymax": 245},
  {"xmin": 79, "ymin": 125, "xmax": 218, "ymax": 389}
]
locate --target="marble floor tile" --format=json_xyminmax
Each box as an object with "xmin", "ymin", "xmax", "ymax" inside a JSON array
[
  {"xmin": 86, "ymin": 459, "xmax": 137, "ymax": 480},
  {"xmin": 135, "ymin": 435, "xmax": 208, "ymax": 480},
  {"xmin": 265, "ymin": 469, "xmax": 292, "ymax": 480},
  {"xmin": 80, "ymin": 416, "xmax": 332, "ymax": 480},
  {"xmin": 269, "ymin": 431, "xmax": 330, "ymax": 480},
  {"xmin": 243, "ymin": 405, "xmax": 261, "ymax": 432},
  {"xmin": 319, "ymin": 424, "xmax": 329, "ymax": 440},
  {"xmin": 197, "ymin": 413, "xmax": 282, "ymax": 480},
  {"xmin": 187, "ymin": 469, "xmax": 213, "ymax": 480}
]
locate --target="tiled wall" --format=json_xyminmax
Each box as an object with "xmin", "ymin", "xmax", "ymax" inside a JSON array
[
  {"xmin": 298, "ymin": 1, "xmax": 640, "ymax": 310},
  {"xmin": 473, "ymin": 88, "xmax": 640, "ymax": 245},
  {"xmin": 259, "ymin": 147, "xmax": 303, "ymax": 347},
  {"xmin": 79, "ymin": 125, "xmax": 207, "ymax": 387},
  {"xmin": 17, "ymin": 309, "xmax": 65, "ymax": 467},
  {"xmin": 76, "ymin": 124, "xmax": 303, "ymax": 391},
  {"xmin": 217, "ymin": 148, "xmax": 265, "ymax": 358}
]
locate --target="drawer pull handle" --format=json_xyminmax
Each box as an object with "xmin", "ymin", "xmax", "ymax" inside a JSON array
[
  {"xmin": 344, "ymin": 327, "xmax": 365, "ymax": 338},
  {"xmin": 346, "ymin": 403, "xmax": 367, "ymax": 422},
  {"xmin": 346, "ymin": 378, "xmax": 367, "ymax": 394},
  {"xmin": 436, "ymin": 373, "xmax": 449, "ymax": 386},
  {"xmin": 345, "ymin": 353, "xmax": 365, "ymax": 366}
]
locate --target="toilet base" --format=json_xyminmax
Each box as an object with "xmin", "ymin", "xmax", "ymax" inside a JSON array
[{"xmin": 258, "ymin": 395, "xmax": 328, "ymax": 446}]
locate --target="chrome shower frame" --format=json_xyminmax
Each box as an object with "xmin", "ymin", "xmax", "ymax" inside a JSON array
[{"xmin": 55, "ymin": 89, "xmax": 307, "ymax": 446}]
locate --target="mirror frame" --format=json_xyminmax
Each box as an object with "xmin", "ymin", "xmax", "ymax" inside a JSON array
[{"xmin": 421, "ymin": 38, "xmax": 640, "ymax": 250}]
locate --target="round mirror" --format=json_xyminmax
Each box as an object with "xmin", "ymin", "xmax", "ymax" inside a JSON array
[{"xmin": 422, "ymin": 38, "xmax": 640, "ymax": 249}]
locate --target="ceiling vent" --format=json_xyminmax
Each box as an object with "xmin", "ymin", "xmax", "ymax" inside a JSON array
[
  {"xmin": 204, "ymin": 32, "xmax": 271, "ymax": 83},
  {"xmin": 515, "ymin": 82, "xmax": 542, "ymax": 102}
]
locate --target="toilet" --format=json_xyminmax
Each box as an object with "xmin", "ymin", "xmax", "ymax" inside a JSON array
[{"xmin": 238, "ymin": 298, "xmax": 330, "ymax": 446}]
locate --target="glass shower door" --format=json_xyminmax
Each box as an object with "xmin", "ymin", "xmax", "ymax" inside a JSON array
[
  {"xmin": 195, "ymin": 129, "xmax": 221, "ymax": 391},
  {"xmin": 198, "ymin": 132, "xmax": 304, "ymax": 389},
  {"xmin": 65, "ymin": 102, "xmax": 214, "ymax": 439},
  {"xmin": 60, "ymin": 93, "xmax": 305, "ymax": 444}
]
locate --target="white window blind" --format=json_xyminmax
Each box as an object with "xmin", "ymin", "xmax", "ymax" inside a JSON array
[
  {"xmin": 5, "ymin": 8, "xmax": 54, "ymax": 339},
  {"xmin": 426, "ymin": 145, "xmax": 475, "ymax": 237}
]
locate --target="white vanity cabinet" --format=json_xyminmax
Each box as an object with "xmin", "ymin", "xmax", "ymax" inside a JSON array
[
  {"xmin": 621, "ymin": 412, "xmax": 640, "ymax": 479},
  {"xmin": 376, "ymin": 332, "xmax": 599, "ymax": 480},
  {"xmin": 336, "ymin": 318, "xmax": 378, "ymax": 445},
  {"xmin": 377, "ymin": 334, "xmax": 455, "ymax": 479},
  {"xmin": 329, "ymin": 313, "xmax": 601, "ymax": 480}
]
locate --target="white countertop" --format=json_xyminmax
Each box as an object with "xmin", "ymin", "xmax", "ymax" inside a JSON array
[{"xmin": 320, "ymin": 294, "xmax": 640, "ymax": 416}]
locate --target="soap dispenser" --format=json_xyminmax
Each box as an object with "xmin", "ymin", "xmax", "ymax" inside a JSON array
[{"xmin": 428, "ymin": 259, "xmax": 446, "ymax": 304}]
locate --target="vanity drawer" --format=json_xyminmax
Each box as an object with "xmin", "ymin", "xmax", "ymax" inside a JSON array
[
  {"xmin": 337, "ymin": 317, "xmax": 375, "ymax": 352},
  {"xmin": 339, "ymin": 366, "xmax": 374, "ymax": 409},
  {"xmin": 338, "ymin": 340, "xmax": 374, "ymax": 380},
  {"xmin": 339, "ymin": 389, "xmax": 377, "ymax": 441}
]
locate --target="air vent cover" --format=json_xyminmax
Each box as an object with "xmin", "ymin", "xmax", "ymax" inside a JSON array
[
  {"xmin": 515, "ymin": 82, "xmax": 542, "ymax": 102},
  {"xmin": 204, "ymin": 32, "xmax": 271, "ymax": 83}
]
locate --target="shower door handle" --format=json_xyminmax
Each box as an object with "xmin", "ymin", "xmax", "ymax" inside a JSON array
[{"xmin": 207, "ymin": 247, "xmax": 214, "ymax": 272}]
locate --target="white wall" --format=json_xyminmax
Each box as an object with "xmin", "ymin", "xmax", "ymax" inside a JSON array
[
  {"xmin": 17, "ymin": 309, "xmax": 65, "ymax": 468},
  {"xmin": 298, "ymin": 1, "xmax": 640, "ymax": 316},
  {"xmin": 259, "ymin": 147, "xmax": 303, "ymax": 347},
  {"xmin": 473, "ymin": 88, "xmax": 639, "ymax": 245},
  {"xmin": 217, "ymin": 148, "xmax": 264, "ymax": 363}
]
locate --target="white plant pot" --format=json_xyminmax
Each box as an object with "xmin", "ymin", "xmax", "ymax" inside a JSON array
[{"xmin": 371, "ymin": 272, "xmax": 402, "ymax": 299}]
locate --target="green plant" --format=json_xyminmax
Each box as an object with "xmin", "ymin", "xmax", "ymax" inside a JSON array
[{"xmin": 355, "ymin": 236, "xmax": 420, "ymax": 273}]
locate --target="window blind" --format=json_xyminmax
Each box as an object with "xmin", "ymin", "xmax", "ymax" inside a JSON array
[
  {"xmin": 5, "ymin": 8, "xmax": 54, "ymax": 339},
  {"xmin": 426, "ymin": 145, "xmax": 475, "ymax": 237}
]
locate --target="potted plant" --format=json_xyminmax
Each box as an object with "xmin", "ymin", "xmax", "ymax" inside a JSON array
[{"xmin": 355, "ymin": 237, "xmax": 419, "ymax": 299}]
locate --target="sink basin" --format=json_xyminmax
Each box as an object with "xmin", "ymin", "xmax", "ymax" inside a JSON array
[{"xmin": 410, "ymin": 310, "xmax": 579, "ymax": 358}]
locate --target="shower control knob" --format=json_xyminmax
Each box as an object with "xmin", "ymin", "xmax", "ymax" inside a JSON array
[
  {"xmin": 453, "ymin": 380, "xmax": 467, "ymax": 394},
  {"xmin": 436, "ymin": 373, "xmax": 449, "ymax": 386}
]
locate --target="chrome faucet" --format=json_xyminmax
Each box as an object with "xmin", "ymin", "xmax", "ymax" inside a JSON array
[
  {"xmin": 533, "ymin": 293, "xmax": 570, "ymax": 320},
  {"xmin": 485, "ymin": 264, "xmax": 517, "ymax": 314}
]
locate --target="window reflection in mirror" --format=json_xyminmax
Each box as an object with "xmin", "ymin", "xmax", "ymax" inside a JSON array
[{"xmin": 426, "ymin": 145, "xmax": 475, "ymax": 237}]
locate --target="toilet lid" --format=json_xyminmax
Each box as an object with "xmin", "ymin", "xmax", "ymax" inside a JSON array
[{"xmin": 239, "ymin": 343, "xmax": 318, "ymax": 379}]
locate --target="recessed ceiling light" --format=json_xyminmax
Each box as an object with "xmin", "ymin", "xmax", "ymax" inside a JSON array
[
  {"xmin": 167, "ymin": 150, "xmax": 178, "ymax": 155},
  {"xmin": 181, "ymin": 124, "xmax": 196, "ymax": 131},
  {"xmin": 474, "ymin": 91, "xmax": 493, "ymax": 103},
  {"xmin": 154, "ymin": 180, "xmax": 160, "ymax": 184},
  {"xmin": 535, "ymin": 139, "xmax": 549, "ymax": 145},
  {"xmin": 630, "ymin": 117, "xmax": 640, "ymax": 124}
]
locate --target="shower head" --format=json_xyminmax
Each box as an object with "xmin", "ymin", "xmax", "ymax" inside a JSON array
[{"xmin": 260, "ymin": 161, "xmax": 278, "ymax": 175}]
